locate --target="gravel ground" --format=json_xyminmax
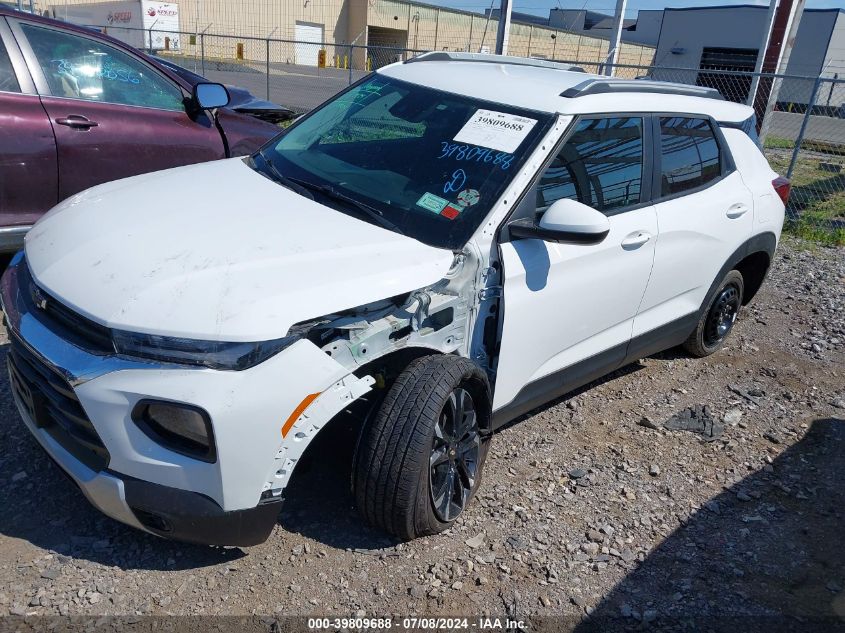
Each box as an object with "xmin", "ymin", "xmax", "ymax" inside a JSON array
[{"xmin": 0, "ymin": 238, "xmax": 842, "ymax": 630}]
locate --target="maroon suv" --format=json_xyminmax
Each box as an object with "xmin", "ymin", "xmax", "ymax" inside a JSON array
[{"xmin": 0, "ymin": 8, "xmax": 282, "ymax": 252}]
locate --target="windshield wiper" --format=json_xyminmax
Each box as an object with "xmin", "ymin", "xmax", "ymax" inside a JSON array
[
  {"xmin": 253, "ymin": 151, "xmax": 315, "ymax": 200},
  {"xmin": 284, "ymin": 178, "xmax": 404, "ymax": 236}
]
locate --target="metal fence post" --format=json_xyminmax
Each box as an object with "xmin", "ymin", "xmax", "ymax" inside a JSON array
[
  {"xmin": 786, "ymin": 75, "xmax": 823, "ymax": 180},
  {"xmin": 266, "ymin": 37, "xmax": 271, "ymax": 101},
  {"xmin": 265, "ymin": 27, "xmax": 279, "ymax": 103},
  {"xmin": 200, "ymin": 33, "xmax": 206, "ymax": 76},
  {"xmin": 348, "ymin": 44, "xmax": 353, "ymax": 85}
]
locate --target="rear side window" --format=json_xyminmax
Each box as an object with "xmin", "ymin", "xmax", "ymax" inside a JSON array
[
  {"xmin": 0, "ymin": 40, "xmax": 20, "ymax": 93},
  {"xmin": 537, "ymin": 116, "xmax": 644, "ymax": 214},
  {"xmin": 659, "ymin": 117, "xmax": 721, "ymax": 196}
]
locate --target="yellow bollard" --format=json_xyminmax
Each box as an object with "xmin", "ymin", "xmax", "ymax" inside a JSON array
[
  {"xmin": 367, "ymin": 57, "xmax": 372, "ymax": 71},
  {"xmin": 344, "ymin": 55, "xmax": 348, "ymax": 69}
]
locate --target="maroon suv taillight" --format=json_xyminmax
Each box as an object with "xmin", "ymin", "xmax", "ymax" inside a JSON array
[{"xmin": 772, "ymin": 176, "xmax": 791, "ymax": 205}]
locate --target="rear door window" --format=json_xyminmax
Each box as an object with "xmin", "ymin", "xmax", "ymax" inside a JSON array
[{"xmin": 659, "ymin": 117, "xmax": 722, "ymax": 196}]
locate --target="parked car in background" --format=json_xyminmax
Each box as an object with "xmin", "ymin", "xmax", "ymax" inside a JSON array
[
  {"xmin": 0, "ymin": 7, "xmax": 281, "ymax": 252},
  {"xmin": 151, "ymin": 56, "xmax": 296, "ymax": 125}
]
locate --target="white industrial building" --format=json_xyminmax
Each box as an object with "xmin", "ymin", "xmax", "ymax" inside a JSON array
[{"xmin": 651, "ymin": 5, "xmax": 845, "ymax": 106}]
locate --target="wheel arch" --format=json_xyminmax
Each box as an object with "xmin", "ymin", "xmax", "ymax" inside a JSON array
[
  {"xmin": 701, "ymin": 232, "xmax": 777, "ymax": 312},
  {"xmin": 734, "ymin": 250, "xmax": 771, "ymax": 305},
  {"xmin": 353, "ymin": 348, "xmax": 494, "ymax": 432}
]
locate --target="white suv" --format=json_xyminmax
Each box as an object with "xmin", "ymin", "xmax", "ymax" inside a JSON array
[{"xmin": 1, "ymin": 52, "xmax": 787, "ymax": 546}]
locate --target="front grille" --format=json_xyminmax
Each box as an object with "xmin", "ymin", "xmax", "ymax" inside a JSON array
[
  {"xmin": 8, "ymin": 335, "xmax": 110, "ymax": 472},
  {"xmin": 18, "ymin": 263, "xmax": 113, "ymax": 354}
]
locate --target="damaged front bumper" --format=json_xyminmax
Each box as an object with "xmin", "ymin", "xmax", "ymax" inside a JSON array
[{"xmin": 0, "ymin": 253, "xmax": 371, "ymax": 546}]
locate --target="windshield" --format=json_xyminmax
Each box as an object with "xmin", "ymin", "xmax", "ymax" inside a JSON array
[{"xmin": 252, "ymin": 74, "xmax": 554, "ymax": 249}]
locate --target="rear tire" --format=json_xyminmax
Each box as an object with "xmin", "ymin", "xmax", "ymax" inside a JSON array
[
  {"xmin": 352, "ymin": 355, "xmax": 492, "ymax": 540},
  {"xmin": 683, "ymin": 270, "xmax": 744, "ymax": 357}
]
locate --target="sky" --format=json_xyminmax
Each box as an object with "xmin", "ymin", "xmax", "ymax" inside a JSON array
[{"xmin": 420, "ymin": 0, "xmax": 845, "ymax": 18}]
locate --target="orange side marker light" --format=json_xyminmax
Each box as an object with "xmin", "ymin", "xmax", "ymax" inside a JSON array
[{"xmin": 281, "ymin": 393, "xmax": 321, "ymax": 438}]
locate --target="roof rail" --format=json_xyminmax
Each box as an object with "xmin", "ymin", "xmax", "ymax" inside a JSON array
[
  {"xmin": 406, "ymin": 51, "xmax": 585, "ymax": 73},
  {"xmin": 561, "ymin": 78, "xmax": 724, "ymax": 100}
]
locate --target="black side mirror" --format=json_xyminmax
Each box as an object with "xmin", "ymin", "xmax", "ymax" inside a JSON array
[{"xmin": 193, "ymin": 82, "xmax": 230, "ymax": 110}]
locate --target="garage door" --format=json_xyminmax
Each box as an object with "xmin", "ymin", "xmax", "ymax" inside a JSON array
[{"xmin": 294, "ymin": 22, "xmax": 324, "ymax": 67}]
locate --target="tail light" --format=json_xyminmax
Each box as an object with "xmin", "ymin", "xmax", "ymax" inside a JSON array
[{"xmin": 772, "ymin": 176, "xmax": 791, "ymax": 205}]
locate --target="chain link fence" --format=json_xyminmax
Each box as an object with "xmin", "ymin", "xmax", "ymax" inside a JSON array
[
  {"xmin": 65, "ymin": 23, "xmax": 845, "ymax": 244},
  {"xmin": 586, "ymin": 61, "xmax": 845, "ymax": 244}
]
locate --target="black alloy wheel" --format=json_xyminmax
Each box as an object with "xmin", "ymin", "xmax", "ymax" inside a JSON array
[{"xmin": 429, "ymin": 387, "xmax": 481, "ymax": 522}]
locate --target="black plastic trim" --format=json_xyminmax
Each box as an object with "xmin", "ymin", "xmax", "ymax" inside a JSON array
[
  {"xmin": 119, "ymin": 472, "xmax": 282, "ymax": 547},
  {"xmin": 701, "ymin": 232, "xmax": 777, "ymax": 310},
  {"xmin": 492, "ymin": 313, "xmax": 698, "ymax": 429},
  {"xmin": 561, "ymin": 79, "xmax": 723, "ymax": 100},
  {"xmin": 623, "ymin": 312, "xmax": 698, "ymax": 365},
  {"xmin": 131, "ymin": 399, "xmax": 217, "ymax": 464},
  {"xmin": 493, "ymin": 341, "xmax": 627, "ymax": 428}
]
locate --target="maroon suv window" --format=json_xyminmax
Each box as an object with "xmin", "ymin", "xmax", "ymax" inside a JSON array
[
  {"xmin": 21, "ymin": 23, "xmax": 183, "ymax": 111},
  {"xmin": 0, "ymin": 39, "xmax": 20, "ymax": 93}
]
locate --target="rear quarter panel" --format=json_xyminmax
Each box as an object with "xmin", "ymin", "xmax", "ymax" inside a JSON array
[{"xmin": 722, "ymin": 128, "xmax": 785, "ymax": 239}]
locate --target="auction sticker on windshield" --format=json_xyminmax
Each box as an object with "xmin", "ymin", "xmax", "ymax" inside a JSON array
[
  {"xmin": 417, "ymin": 192, "xmax": 450, "ymax": 213},
  {"xmin": 454, "ymin": 109, "xmax": 538, "ymax": 153}
]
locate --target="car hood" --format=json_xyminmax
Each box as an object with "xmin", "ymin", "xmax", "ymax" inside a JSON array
[{"xmin": 24, "ymin": 158, "xmax": 455, "ymax": 342}]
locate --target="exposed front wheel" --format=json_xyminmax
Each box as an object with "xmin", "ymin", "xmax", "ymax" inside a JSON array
[
  {"xmin": 683, "ymin": 269, "xmax": 744, "ymax": 357},
  {"xmin": 352, "ymin": 355, "xmax": 492, "ymax": 540}
]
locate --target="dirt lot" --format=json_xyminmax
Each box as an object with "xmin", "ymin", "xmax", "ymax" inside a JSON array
[{"xmin": 0, "ymin": 238, "xmax": 842, "ymax": 631}]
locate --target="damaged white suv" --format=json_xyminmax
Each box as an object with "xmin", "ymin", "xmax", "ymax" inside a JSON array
[{"xmin": 1, "ymin": 52, "xmax": 787, "ymax": 546}]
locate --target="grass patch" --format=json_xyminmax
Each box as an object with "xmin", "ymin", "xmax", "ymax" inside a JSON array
[
  {"xmin": 765, "ymin": 136, "xmax": 795, "ymax": 150},
  {"xmin": 766, "ymin": 151, "xmax": 845, "ymax": 246},
  {"xmin": 764, "ymin": 135, "xmax": 845, "ymax": 156}
]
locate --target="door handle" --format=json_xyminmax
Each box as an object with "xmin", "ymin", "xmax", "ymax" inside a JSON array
[
  {"xmin": 55, "ymin": 115, "xmax": 99, "ymax": 130},
  {"xmin": 621, "ymin": 231, "xmax": 652, "ymax": 249},
  {"xmin": 726, "ymin": 203, "xmax": 749, "ymax": 219}
]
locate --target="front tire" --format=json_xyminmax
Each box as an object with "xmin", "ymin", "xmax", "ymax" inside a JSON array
[
  {"xmin": 352, "ymin": 355, "xmax": 492, "ymax": 540},
  {"xmin": 683, "ymin": 269, "xmax": 744, "ymax": 357}
]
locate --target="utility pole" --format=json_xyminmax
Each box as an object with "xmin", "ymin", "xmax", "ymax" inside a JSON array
[
  {"xmin": 755, "ymin": 0, "xmax": 806, "ymax": 144},
  {"xmin": 747, "ymin": 0, "xmax": 779, "ymax": 106},
  {"xmin": 604, "ymin": 0, "xmax": 628, "ymax": 76},
  {"xmin": 495, "ymin": 0, "xmax": 512, "ymax": 55}
]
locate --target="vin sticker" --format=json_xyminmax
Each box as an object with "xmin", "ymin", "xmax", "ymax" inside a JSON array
[{"xmin": 454, "ymin": 109, "xmax": 537, "ymax": 153}]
